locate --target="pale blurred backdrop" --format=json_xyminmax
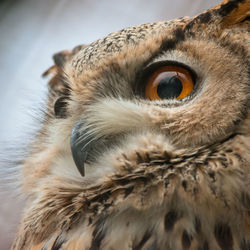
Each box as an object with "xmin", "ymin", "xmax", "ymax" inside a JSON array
[{"xmin": 0, "ymin": 0, "xmax": 219, "ymax": 248}]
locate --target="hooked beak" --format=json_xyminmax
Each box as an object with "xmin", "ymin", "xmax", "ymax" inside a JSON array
[
  {"xmin": 70, "ymin": 120, "xmax": 120, "ymax": 177},
  {"xmin": 70, "ymin": 121, "xmax": 96, "ymax": 177}
]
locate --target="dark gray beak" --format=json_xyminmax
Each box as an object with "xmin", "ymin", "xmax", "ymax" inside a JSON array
[
  {"xmin": 70, "ymin": 121, "xmax": 117, "ymax": 177},
  {"xmin": 70, "ymin": 121, "xmax": 95, "ymax": 177}
]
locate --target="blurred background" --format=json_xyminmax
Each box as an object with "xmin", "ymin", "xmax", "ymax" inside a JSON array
[{"xmin": 0, "ymin": 0, "xmax": 219, "ymax": 248}]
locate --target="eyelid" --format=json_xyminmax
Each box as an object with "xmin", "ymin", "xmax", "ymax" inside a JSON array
[
  {"xmin": 143, "ymin": 60, "xmax": 197, "ymax": 82},
  {"xmin": 135, "ymin": 60, "xmax": 197, "ymax": 99}
]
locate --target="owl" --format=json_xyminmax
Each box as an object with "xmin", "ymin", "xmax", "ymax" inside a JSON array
[{"xmin": 12, "ymin": 0, "xmax": 250, "ymax": 249}]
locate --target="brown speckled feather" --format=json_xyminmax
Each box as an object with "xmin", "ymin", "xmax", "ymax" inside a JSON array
[{"xmin": 12, "ymin": 0, "xmax": 250, "ymax": 249}]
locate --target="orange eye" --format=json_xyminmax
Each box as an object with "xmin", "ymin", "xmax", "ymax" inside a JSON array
[{"xmin": 145, "ymin": 65, "xmax": 195, "ymax": 100}]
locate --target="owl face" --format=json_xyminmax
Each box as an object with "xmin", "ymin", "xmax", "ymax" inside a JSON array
[
  {"xmin": 14, "ymin": 1, "xmax": 250, "ymax": 249},
  {"xmin": 54, "ymin": 5, "xmax": 249, "ymax": 177}
]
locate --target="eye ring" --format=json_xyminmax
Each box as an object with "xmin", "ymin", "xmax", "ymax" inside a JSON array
[{"xmin": 138, "ymin": 61, "xmax": 196, "ymax": 101}]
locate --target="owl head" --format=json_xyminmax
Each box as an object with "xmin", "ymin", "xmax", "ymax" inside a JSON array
[
  {"xmin": 14, "ymin": 1, "xmax": 250, "ymax": 249},
  {"xmin": 35, "ymin": 0, "xmax": 250, "ymax": 179}
]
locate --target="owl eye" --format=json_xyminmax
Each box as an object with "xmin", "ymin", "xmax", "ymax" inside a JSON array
[
  {"xmin": 54, "ymin": 97, "xmax": 68, "ymax": 118},
  {"xmin": 145, "ymin": 65, "xmax": 195, "ymax": 101}
]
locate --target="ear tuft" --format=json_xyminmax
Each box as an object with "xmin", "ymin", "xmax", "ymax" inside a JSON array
[
  {"xmin": 216, "ymin": 0, "xmax": 250, "ymax": 27},
  {"xmin": 42, "ymin": 44, "xmax": 87, "ymax": 95},
  {"xmin": 42, "ymin": 44, "xmax": 87, "ymax": 118}
]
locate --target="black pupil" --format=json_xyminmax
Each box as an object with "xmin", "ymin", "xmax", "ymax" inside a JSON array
[{"xmin": 157, "ymin": 76, "xmax": 183, "ymax": 99}]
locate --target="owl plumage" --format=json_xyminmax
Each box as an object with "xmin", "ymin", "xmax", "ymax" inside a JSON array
[{"xmin": 12, "ymin": 0, "xmax": 250, "ymax": 249}]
